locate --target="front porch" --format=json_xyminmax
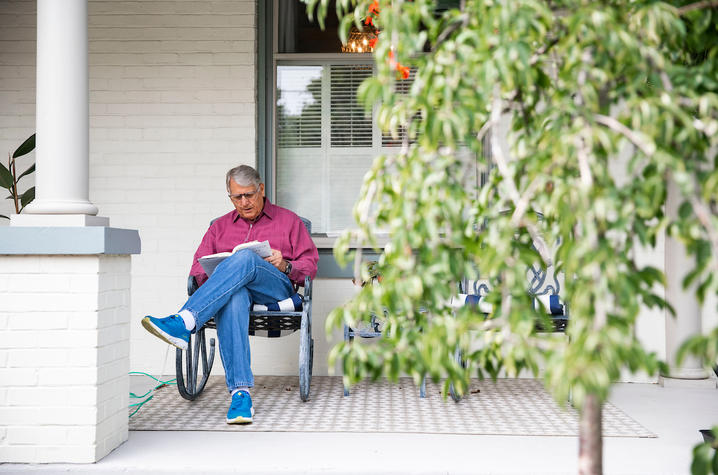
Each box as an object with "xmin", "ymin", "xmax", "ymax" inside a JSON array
[
  {"xmin": 2, "ymin": 0, "xmax": 718, "ymax": 471},
  {"xmin": 2, "ymin": 379, "xmax": 717, "ymax": 474}
]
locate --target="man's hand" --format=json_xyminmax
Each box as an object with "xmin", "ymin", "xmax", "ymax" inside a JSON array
[{"xmin": 265, "ymin": 249, "xmax": 286, "ymax": 271}]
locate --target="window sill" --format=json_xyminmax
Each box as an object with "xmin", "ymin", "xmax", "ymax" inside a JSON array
[{"xmin": 311, "ymin": 233, "xmax": 390, "ymax": 250}]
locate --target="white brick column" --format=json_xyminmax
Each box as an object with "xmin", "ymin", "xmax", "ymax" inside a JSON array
[
  {"xmin": 0, "ymin": 226, "xmax": 140, "ymax": 463},
  {"xmin": 0, "ymin": 254, "xmax": 133, "ymax": 463},
  {"xmin": 23, "ymin": 0, "xmax": 98, "ymax": 216}
]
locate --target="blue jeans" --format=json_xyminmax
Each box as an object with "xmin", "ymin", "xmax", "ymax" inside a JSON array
[{"xmin": 181, "ymin": 249, "xmax": 294, "ymax": 392}]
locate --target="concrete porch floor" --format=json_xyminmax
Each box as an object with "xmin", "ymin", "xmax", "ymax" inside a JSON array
[{"xmin": 2, "ymin": 380, "xmax": 717, "ymax": 474}]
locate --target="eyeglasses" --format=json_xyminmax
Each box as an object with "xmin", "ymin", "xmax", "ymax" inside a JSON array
[
  {"xmin": 228, "ymin": 186, "xmax": 260, "ymax": 202},
  {"xmin": 229, "ymin": 188, "xmax": 260, "ymax": 202}
]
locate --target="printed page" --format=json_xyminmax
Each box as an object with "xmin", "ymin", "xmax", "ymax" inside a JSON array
[
  {"xmin": 198, "ymin": 240, "xmax": 272, "ymax": 276},
  {"xmin": 232, "ymin": 240, "xmax": 272, "ymax": 258}
]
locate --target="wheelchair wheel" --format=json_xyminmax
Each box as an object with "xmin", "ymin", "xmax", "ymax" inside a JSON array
[
  {"xmin": 176, "ymin": 328, "xmax": 216, "ymax": 401},
  {"xmin": 299, "ymin": 304, "xmax": 312, "ymax": 402}
]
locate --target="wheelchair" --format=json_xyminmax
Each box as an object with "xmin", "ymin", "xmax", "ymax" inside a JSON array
[{"xmin": 174, "ymin": 217, "xmax": 314, "ymax": 402}]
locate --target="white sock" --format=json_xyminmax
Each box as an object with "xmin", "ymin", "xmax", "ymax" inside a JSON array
[
  {"xmin": 178, "ymin": 310, "xmax": 196, "ymax": 331},
  {"xmin": 231, "ymin": 387, "xmax": 250, "ymax": 396}
]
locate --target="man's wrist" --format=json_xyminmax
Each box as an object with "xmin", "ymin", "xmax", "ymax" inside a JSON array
[{"xmin": 283, "ymin": 260, "xmax": 292, "ymax": 275}]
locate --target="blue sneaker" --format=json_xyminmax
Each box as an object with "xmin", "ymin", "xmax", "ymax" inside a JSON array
[
  {"xmin": 226, "ymin": 390, "xmax": 254, "ymax": 424},
  {"xmin": 141, "ymin": 314, "xmax": 190, "ymax": 351}
]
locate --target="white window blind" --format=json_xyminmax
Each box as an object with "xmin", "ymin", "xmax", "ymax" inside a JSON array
[
  {"xmin": 277, "ymin": 66, "xmax": 323, "ymax": 148},
  {"xmin": 277, "ymin": 63, "xmax": 377, "ymax": 233},
  {"xmin": 330, "ymin": 64, "xmax": 373, "ymax": 147}
]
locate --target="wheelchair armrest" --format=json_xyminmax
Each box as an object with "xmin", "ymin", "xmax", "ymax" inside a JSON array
[
  {"xmin": 187, "ymin": 275, "xmax": 199, "ymax": 296},
  {"xmin": 303, "ymin": 275, "xmax": 313, "ymax": 301}
]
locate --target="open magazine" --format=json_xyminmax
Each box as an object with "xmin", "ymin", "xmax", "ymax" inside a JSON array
[{"xmin": 198, "ymin": 240, "xmax": 272, "ymax": 276}]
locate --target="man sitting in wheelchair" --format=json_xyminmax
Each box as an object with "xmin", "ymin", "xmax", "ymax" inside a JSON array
[{"xmin": 142, "ymin": 165, "xmax": 318, "ymax": 424}]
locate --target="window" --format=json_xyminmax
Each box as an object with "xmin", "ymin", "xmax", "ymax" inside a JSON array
[
  {"xmin": 259, "ymin": 0, "xmax": 480, "ymax": 234},
  {"xmin": 276, "ymin": 63, "xmax": 378, "ymax": 233},
  {"xmin": 260, "ymin": 0, "xmax": 385, "ymax": 233}
]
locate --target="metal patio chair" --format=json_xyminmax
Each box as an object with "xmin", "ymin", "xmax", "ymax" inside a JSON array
[
  {"xmin": 343, "ymin": 309, "xmax": 428, "ymax": 398},
  {"xmin": 175, "ymin": 217, "xmax": 314, "ymax": 402},
  {"xmin": 448, "ymin": 261, "xmax": 569, "ymax": 401}
]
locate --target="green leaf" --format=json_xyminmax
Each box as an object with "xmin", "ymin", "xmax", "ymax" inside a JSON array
[
  {"xmin": 679, "ymin": 201, "xmax": 693, "ymax": 219},
  {"xmin": 691, "ymin": 442, "xmax": 713, "ymax": 475},
  {"xmin": 0, "ymin": 163, "xmax": 13, "ymax": 189},
  {"xmin": 12, "ymin": 133, "xmax": 35, "ymax": 159},
  {"xmin": 19, "ymin": 186, "xmax": 34, "ymax": 209},
  {"xmin": 0, "ymin": 214, "xmax": 9, "ymax": 220},
  {"xmin": 17, "ymin": 164, "xmax": 34, "ymax": 181},
  {"xmin": 339, "ymin": 14, "xmax": 354, "ymax": 46}
]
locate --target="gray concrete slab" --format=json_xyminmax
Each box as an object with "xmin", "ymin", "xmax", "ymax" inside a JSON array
[{"xmin": 2, "ymin": 381, "xmax": 716, "ymax": 474}]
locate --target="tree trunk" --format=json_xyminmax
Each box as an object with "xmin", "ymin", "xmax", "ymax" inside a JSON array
[{"xmin": 578, "ymin": 393, "xmax": 603, "ymax": 475}]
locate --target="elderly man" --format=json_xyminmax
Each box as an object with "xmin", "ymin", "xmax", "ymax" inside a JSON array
[{"xmin": 142, "ymin": 165, "xmax": 318, "ymax": 424}]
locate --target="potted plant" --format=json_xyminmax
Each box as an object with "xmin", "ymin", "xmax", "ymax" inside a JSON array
[{"xmin": 0, "ymin": 133, "xmax": 36, "ymax": 220}]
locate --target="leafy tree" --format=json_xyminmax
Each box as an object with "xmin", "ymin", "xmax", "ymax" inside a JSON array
[{"xmin": 307, "ymin": 0, "xmax": 718, "ymax": 473}]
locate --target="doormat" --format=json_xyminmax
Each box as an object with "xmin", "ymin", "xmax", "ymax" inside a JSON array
[{"xmin": 129, "ymin": 375, "xmax": 655, "ymax": 437}]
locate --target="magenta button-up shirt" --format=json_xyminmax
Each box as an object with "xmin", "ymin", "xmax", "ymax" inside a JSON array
[{"xmin": 190, "ymin": 199, "xmax": 318, "ymax": 287}]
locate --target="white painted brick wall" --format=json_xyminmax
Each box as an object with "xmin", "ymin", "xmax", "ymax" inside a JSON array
[
  {"xmin": 0, "ymin": 0, "xmax": 36, "ymax": 221},
  {"xmin": 83, "ymin": 0, "xmax": 263, "ymax": 377},
  {"xmin": 0, "ymin": 254, "xmax": 131, "ymax": 463}
]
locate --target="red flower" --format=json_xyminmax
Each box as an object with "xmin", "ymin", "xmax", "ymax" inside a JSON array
[
  {"xmin": 368, "ymin": 37, "xmax": 378, "ymax": 49},
  {"xmin": 387, "ymin": 51, "xmax": 410, "ymax": 80},
  {"xmin": 365, "ymin": 16, "xmax": 373, "ymax": 26},
  {"xmin": 369, "ymin": 1, "xmax": 380, "ymax": 14}
]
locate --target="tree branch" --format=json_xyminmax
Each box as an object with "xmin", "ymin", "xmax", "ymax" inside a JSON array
[
  {"xmin": 512, "ymin": 174, "xmax": 548, "ymax": 229},
  {"xmin": 475, "ymin": 120, "xmax": 491, "ymax": 144},
  {"xmin": 530, "ymin": 36, "xmax": 561, "ymax": 66},
  {"xmin": 678, "ymin": 0, "xmax": 718, "ymax": 14},
  {"xmin": 433, "ymin": 13, "xmax": 469, "ymax": 52},
  {"xmin": 490, "ymin": 87, "xmax": 553, "ymax": 267},
  {"xmin": 594, "ymin": 114, "xmax": 656, "ymax": 157},
  {"xmin": 575, "ymin": 131, "xmax": 594, "ymax": 189}
]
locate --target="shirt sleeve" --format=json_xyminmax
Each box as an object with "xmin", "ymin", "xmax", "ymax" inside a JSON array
[
  {"xmin": 190, "ymin": 224, "xmax": 217, "ymax": 288},
  {"xmin": 287, "ymin": 216, "xmax": 318, "ymax": 284}
]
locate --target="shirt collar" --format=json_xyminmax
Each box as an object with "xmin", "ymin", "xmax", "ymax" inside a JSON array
[{"xmin": 232, "ymin": 198, "xmax": 275, "ymax": 223}]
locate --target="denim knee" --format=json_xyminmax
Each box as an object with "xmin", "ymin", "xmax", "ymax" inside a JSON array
[{"xmin": 225, "ymin": 248, "xmax": 262, "ymax": 270}]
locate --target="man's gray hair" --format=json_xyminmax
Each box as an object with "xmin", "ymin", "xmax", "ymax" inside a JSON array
[{"xmin": 226, "ymin": 165, "xmax": 262, "ymax": 190}]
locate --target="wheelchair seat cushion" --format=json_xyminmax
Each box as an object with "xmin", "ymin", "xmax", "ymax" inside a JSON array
[
  {"xmin": 251, "ymin": 293, "xmax": 302, "ymax": 312},
  {"xmin": 249, "ymin": 293, "xmax": 304, "ymax": 338}
]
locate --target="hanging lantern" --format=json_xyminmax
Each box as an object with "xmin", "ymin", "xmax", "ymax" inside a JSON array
[{"xmin": 341, "ymin": 25, "xmax": 377, "ymax": 53}]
